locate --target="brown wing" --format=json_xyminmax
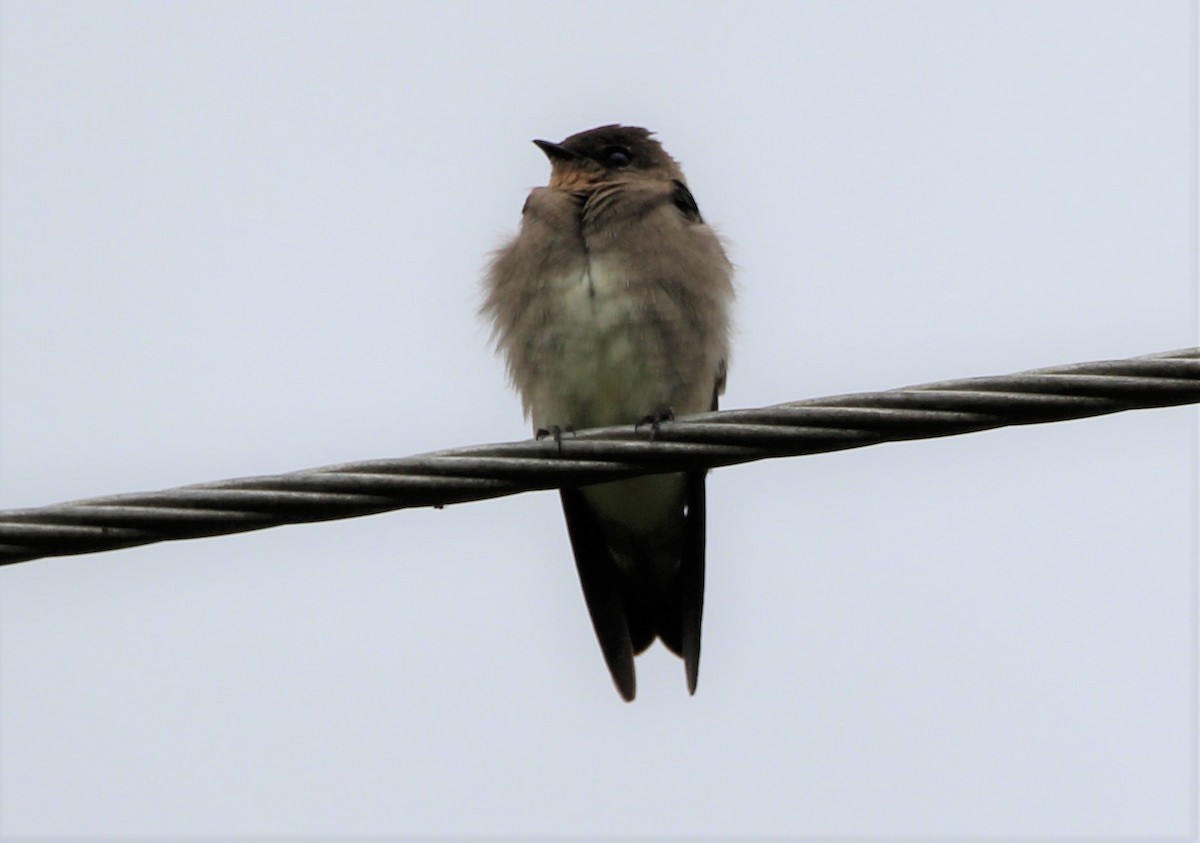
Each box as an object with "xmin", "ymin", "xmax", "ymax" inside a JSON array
[{"xmin": 559, "ymin": 488, "xmax": 644, "ymax": 702}]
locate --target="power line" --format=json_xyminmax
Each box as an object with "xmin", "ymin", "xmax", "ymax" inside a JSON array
[{"xmin": 1, "ymin": 347, "xmax": 1196, "ymax": 566}]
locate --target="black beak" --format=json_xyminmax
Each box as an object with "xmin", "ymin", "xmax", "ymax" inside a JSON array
[{"xmin": 533, "ymin": 139, "xmax": 578, "ymax": 162}]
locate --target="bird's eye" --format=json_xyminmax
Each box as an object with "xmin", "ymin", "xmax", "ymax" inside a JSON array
[{"xmin": 602, "ymin": 146, "xmax": 632, "ymax": 167}]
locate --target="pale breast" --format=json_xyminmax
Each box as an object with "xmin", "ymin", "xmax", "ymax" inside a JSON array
[
  {"xmin": 528, "ymin": 257, "xmax": 673, "ymax": 432},
  {"xmin": 486, "ymin": 181, "xmax": 732, "ymax": 435}
]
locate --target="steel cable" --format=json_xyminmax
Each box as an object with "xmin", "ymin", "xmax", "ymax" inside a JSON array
[{"xmin": 1, "ymin": 347, "xmax": 1196, "ymax": 566}]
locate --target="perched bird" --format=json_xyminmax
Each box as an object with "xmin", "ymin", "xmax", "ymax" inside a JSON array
[{"xmin": 482, "ymin": 125, "xmax": 734, "ymax": 701}]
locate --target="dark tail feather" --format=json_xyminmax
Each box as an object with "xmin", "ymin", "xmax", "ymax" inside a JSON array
[
  {"xmin": 560, "ymin": 472, "xmax": 707, "ymax": 700},
  {"xmin": 652, "ymin": 471, "xmax": 707, "ymax": 692},
  {"xmin": 677, "ymin": 384, "xmax": 720, "ymax": 693},
  {"xmin": 679, "ymin": 470, "xmax": 707, "ymax": 694},
  {"xmin": 560, "ymin": 488, "xmax": 638, "ymax": 701}
]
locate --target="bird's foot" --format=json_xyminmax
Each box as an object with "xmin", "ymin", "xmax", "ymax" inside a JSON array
[
  {"xmin": 634, "ymin": 409, "xmax": 674, "ymax": 441},
  {"xmin": 535, "ymin": 425, "xmax": 575, "ymax": 452}
]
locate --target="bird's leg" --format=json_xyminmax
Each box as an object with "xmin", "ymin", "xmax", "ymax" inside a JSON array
[
  {"xmin": 535, "ymin": 424, "xmax": 575, "ymax": 452},
  {"xmin": 634, "ymin": 408, "xmax": 674, "ymax": 441}
]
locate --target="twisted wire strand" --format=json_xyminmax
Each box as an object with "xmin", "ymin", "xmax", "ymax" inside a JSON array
[{"xmin": 1, "ymin": 347, "xmax": 1196, "ymax": 566}]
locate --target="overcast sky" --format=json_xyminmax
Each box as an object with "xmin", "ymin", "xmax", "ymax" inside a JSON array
[{"xmin": 1, "ymin": 1, "xmax": 1196, "ymax": 839}]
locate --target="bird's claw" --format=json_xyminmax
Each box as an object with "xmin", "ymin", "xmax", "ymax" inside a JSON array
[
  {"xmin": 535, "ymin": 425, "xmax": 575, "ymax": 452},
  {"xmin": 634, "ymin": 409, "xmax": 675, "ymax": 441}
]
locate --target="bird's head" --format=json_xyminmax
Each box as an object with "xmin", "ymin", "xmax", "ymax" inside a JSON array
[{"xmin": 533, "ymin": 124, "xmax": 684, "ymax": 188}]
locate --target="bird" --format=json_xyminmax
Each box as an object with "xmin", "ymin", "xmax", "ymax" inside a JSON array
[{"xmin": 481, "ymin": 125, "xmax": 734, "ymax": 701}]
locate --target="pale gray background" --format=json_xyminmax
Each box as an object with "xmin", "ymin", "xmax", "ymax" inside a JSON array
[{"xmin": 0, "ymin": 1, "xmax": 1196, "ymax": 839}]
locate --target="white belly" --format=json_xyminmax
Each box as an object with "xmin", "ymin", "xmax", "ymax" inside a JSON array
[{"xmin": 528, "ymin": 260, "xmax": 669, "ymax": 432}]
